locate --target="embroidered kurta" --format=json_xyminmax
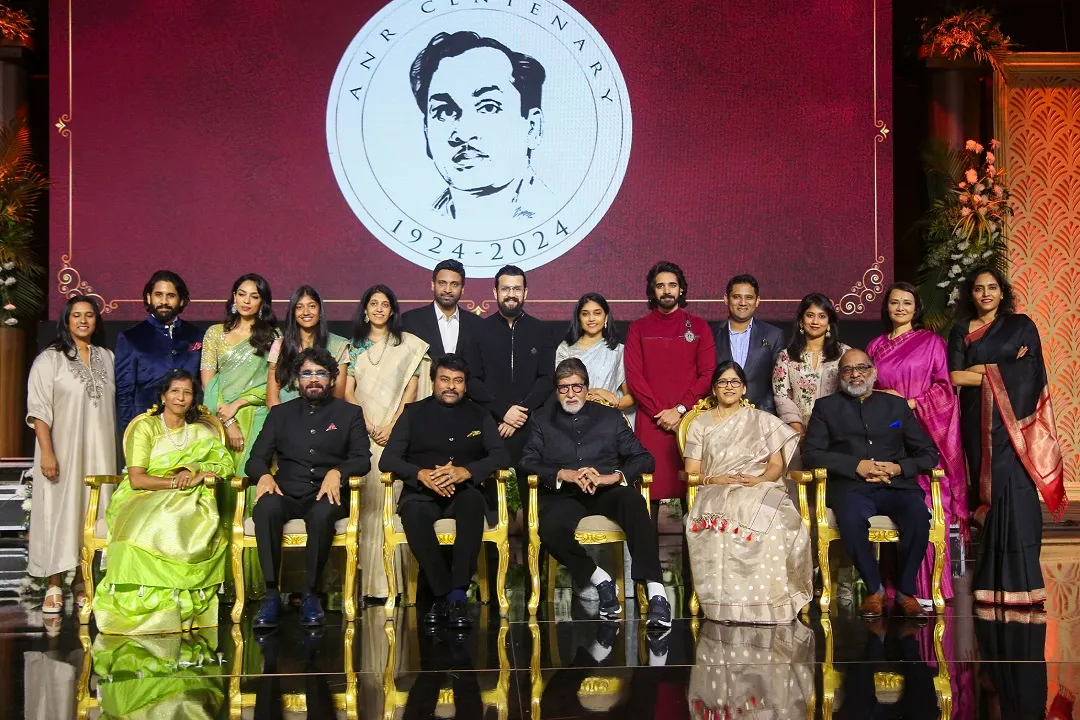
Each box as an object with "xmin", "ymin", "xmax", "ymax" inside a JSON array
[{"xmin": 771, "ymin": 344, "xmax": 851, "ymax": 427}]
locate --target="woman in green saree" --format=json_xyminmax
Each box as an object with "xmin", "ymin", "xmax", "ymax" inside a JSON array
[
  {"xmin": 93, "ymin": 370, "xmax": 234, "ymax": 635},
  {"xmin": 200, "ymin": 273, "xmax": 278, "ymax": 596}
]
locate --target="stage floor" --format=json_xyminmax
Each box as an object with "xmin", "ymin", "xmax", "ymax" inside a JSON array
[{"xmin": 4, "ymin": 539, "xmax": 1079, "ymax": 718}]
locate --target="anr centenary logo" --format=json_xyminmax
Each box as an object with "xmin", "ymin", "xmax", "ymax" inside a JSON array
[{"xmin": 327, "ymin": 0, "xmax": 632, "ymax": 276}]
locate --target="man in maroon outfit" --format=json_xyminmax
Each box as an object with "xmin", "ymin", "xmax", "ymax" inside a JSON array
[{"xmin": 625, "ymin": 261, "xmax": 715, "ymax": 500}]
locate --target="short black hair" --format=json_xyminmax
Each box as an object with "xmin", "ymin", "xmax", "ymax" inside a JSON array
[
  {"xmin": 432, "ymin": 259, "xmax": 466, "ymax": 284},
  {"xmin": 725, "ymin": 274, "xmax": 760, "ymax": 298},
  {"xmin": 880, "ymin": 281, "xmax": 925, "ymax": 332},
  {"xmin": 410, "ymin": 31, "xmax": 546, "ymax": 119},
  {"xmin": 646, "ymin": 261, "xmax": 689, "ymax": 310},
  {"xmin": 430, "ymin": 352, "xmax": 470, "ymax": 382},
  {"xmin": 494, "ymin": 265, "xmax": 527, "ymax": 289},
  {"xmin": 151, "ymin": 369, "xmax": 202, "ymax": 424},
  {"xmin": 554, "ymin": 357, "xmax": 589, "ymax": 387},
  {"xmin": 142, "ymin": 269, "xmax": 190, "ymax": 314},
  {"xmin": 294, "ymin": 346, "xmax": 340, "ymax": 385}
]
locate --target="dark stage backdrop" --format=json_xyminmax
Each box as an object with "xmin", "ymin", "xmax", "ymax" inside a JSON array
[{"xmin": 48, "ymin": 0, "xmax": 892, "ymax": 322}]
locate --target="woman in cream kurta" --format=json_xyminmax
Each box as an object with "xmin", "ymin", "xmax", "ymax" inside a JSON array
[
  {"xmin": 345, "ymin": 285, "xmax": 430, "ymax": 598},
  {"xmin": 26, "ymin": 295, "xmax": 117, "ymax": 611}
]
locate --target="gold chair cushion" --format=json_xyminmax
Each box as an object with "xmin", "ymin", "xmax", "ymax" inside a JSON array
[
  {"xmin": 391, "ymin": 516, "xmax": 498, "ymax": 535},
  {"xmin": 576, "ymin": 515, "xmax": 624, "ymax": 534},
  {"xmin": 243, "ymin": 517, "xmax": 351, "ymax": 537},
  {"xmin": 825, "ymin": 509, "xmax": 897, "ymax": 532}
]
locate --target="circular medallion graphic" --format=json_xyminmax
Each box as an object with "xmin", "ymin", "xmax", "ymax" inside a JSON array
[{"xmin": 327, "ymin": 0, "xmax": 632, "ymax": 277}]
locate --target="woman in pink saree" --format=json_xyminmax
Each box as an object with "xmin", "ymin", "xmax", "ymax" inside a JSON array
[{"xmin": 866, "ymin": 282, "xmax": 967, "ymax": 602}]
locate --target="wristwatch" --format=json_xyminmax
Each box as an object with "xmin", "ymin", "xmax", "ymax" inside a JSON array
[{"xmin": 676, "ymin": 404, "xmax": 687, "ymax": 416}]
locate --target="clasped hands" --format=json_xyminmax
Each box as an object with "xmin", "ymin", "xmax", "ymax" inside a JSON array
[
  {"xmin": 499, "ymin": 405, "xmax": 529, "ymax": 438},
  {"xmin": 653, "ymin": 407, "xmax": 682, "ymax": 432},
  {"xmin": 704, "ymin": 472, "xmax": 758, "ymax": 486},
  {"xmin": 419, "ymin": 463, "xmax": 472, "ymax": 498},
  {"xmin": 856, "ymin": 459, "xmax": 902, "ymax": 484},
  {"xmin": 169, "ymin": 469, "xmax": 218, "ymax": 490},
  {"xmin": 557, "ymin": 467, "xmax": 621, "ymax": 494}
]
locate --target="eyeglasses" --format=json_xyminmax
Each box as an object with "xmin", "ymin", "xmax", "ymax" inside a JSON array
[
  {"xmin": 714, "ymin": 379, "xmax": 743, "ymax": 389},
  {"xmin": 299, "ymin": 370, "xmax": 331, "ymax": 380},
  {"xmin": 839, "ymin": 364, "xmax": 874, "ymax": 377},
  {"xmin": 556, "ymin": 383, "xmax": 586, "ymax": 394}
]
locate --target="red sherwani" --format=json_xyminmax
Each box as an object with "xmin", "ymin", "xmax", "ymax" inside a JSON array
[{"xmin": 625, "ymin": 308, "xmax": 715, "ymax": 499}]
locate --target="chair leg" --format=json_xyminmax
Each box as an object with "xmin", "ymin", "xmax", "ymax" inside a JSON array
[
  {"xmin": 496, "ymin": 538, "xmax": 510, "ymax": 616},
  {"xmin": 546, "ymin": 554, "xmax": 558, "ymax": 605},
  {"xmin": 931, "ymin": 539, "xmax": 946, "ymax": 612},
  {"xmin": 78, "ymin": 548, "xmax": 95, "ymax": 625},
  {"xmin": 636, "ymin": 583, "xmax": 648, "ymax": 616},
  {"xmin": 382, "ymin": 540, "xmax": 397, "ymax": 620},
  {"xmin": 614, "ymin": 547, "xmax": 625, "ymax": 607},
  {"xmin": 343, "ymin": 540, "xmax": 358, "ymax": 622},
  {"xmin": 527, "ymin": 532, "xmax": 541, "ymax": 617},
  {"xmin": 230, "ymin": 543, "xmax": 245, "ymax": 624},
  {"xmin": 818, "ymin": 537, "xmax": 833, "ymax": 613},
  {"xmin": 477, "ymin": 544, "xmax": 490, "ymax": 604},
  {"xmin": 406, "ymin": 549, "xmax": 419, "ymax": 607},
  {"xmin": 689, "ymin": 589, "xmax": 700, "ymax": 617}
]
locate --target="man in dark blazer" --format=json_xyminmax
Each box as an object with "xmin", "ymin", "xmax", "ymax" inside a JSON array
[
  {"xmin": 114, "ymin": 270, "xmax": 205, "ymax": 432},
  {"xmin": 246, "ymin": 346, "xmax": 371, "ymax": 628},
  {"xmin": 380, "ymin": 353, "xmax": 508, "ymax": 629},
  {"xmin": 803, "ymin": 349, "xmax": 939, "ymax": 620},
  {"xmin": 713, "ymin": 274, "xmax": 784, "ymax": 413},
  {"xmin": 400, "ymin": 259, "xmax": 488, "ymax": 378},
  {"xmin": 521, "ymin": 358, "xmax": 669, "ymax": 629}
]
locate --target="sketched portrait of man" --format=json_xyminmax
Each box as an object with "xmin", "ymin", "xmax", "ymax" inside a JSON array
[{"xmin": 410, "ymin": 31, "xmax": 553, "ymax": 226}]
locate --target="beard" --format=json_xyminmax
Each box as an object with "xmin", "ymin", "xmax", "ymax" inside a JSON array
[
  {"xmin": 498, "ymin": 298, "xmax": 523, "ymax": 318},
  {"xmin": 559, "ymin": 396, "xmax": 584, "ymax": 415},
  {"xmin": 656, "ymin": 294, "xmax": 678, "ymax": 310},
  {"xmin": 840, "ymin": 376, "xmax": 876, "ymax": 398},
  {"xmin": 151, "ymin": 305, "xmax": 179, "ymax": 324},
  {"xmin": 435, "ymin": 293, "xmax": 459, "ymax": 310},
  {"xmin": 301, "ymin": 383, "xmax": 331, "ymax": 402}
]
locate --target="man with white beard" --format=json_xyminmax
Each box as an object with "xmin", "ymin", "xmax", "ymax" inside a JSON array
[
  {"xmin": 521, "ymin": 358, "xmax": 669, "ymax": 628},
  {"xmin": 803, "ymin": 349, "xmax": 939, "ymax": 620}
]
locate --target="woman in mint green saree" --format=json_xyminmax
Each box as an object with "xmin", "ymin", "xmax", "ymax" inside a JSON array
[
  {"xmin": 93, "ymin": 371, "xmax": 234, "ymax": 635},
  {"xmin": 200, "ymin": 273, "xmax": 279, "ymax": 596}
]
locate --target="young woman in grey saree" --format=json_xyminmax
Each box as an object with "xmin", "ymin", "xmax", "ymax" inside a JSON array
[{"xmin": 684, "ymin": 361, "xmax": 812, "ymax": 624}]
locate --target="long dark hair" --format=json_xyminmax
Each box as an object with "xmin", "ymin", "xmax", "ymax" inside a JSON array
[
  {"xmin": 276, "ymin": 285, "xmax": 328, "ymax": 389},
  {"xmin": 223, "ymin": 273, "xmax": 277, "ymax": 356},
  {"xmin": 786, "ymin": 293, "xmax": 842, "ymax": 362},
  {"xmin": 352, "ymin": 284, "xmax": 404, "ymax": 346},
  {"xmin": 880, "ymin": 281, "xmax": 925, "ymax": 332},
  {"xmin": 564, "ymin": 293, "xmax": 619, "ymax": 349},
  {"xmin": 645, "ymin": 261, "xmax": 689, "ymax": 310},
  {"xmin": 150, "ymin": 369, "xmax": 202, "ymax": 424},
  {"xmin": 953, "ymin": 265, "xmax": 1015, "ymax": 322},
  {"xmin": 48, "ymin": 295, "xmax": 107, "ymax": 360}
]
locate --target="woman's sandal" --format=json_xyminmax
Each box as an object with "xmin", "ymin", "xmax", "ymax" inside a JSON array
[
  {"xmin": 42, "ymin": 585, "xmax": 64, "ymax": 614},
  {"xmin": 71, "ymin": 581, "xmax": 88, "ymax": 609}
]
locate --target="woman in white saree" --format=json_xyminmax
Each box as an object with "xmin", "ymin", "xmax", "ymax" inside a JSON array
[{"xmin": 684, "ymin": 361, "xmax": 812, "ymax": 624}]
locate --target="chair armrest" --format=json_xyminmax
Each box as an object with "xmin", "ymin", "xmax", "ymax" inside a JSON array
[
  {"xmin": 638, "ymin": 473, "xmax": 653, "ymax": 488},
  {"xmin": 494, "ymin": 470, "xmax": 510, "ymax": 527},
  {"xmin": 928, "ymin": 467, "xmax": 946, "ymax": 527},
  {"xmin": 682, "ymin": 471, "xmax": 702, "ymax": 488},
  {"xmin": 381, "ymin": 472, "xmax": 396, "ymax": 530},
  {"xmin": 813, "ymin": 468, "xmax": 829, "ymax": 527},
  {"xmin": 231, "ymin": 476, "xmax": 252, "ymax": 490},
  {"xmin": 527, "ymin": 474, "xmax": 540, "ymax": 531},
  {"xmin": 380, "ymin": 471, "xmax": 394, "ymax": 486},
  {"xmin": 788, "ymin": 471, "xmax": 813, "ymax": 534},
  {"xmin": 203, "ymin": 475, "xmax": 217, "ymax": 489},
  {"xmin": 637, "ymin": 473, "xmax": 652, "ymax": 512},
  {"xmin": 84, "ymin": 475, "xmax": 123, "ymax": 488},
  {"xmin": 788, "ymin": 471, "xmax": 813, "ymax": 484}
]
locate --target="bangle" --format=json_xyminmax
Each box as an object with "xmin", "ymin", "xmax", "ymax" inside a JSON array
[
  {"xmin": 223, "ymin": 418, "xmax": 237, "ymax": 429},
  {"xmin": 170, "ymin": 476, "xmax": 177, "ymax": 489}
]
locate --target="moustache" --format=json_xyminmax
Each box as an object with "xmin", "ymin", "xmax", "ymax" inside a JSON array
[{"xmin": 451, "ymin": 141, "xmax": 489, "ymax": 164}]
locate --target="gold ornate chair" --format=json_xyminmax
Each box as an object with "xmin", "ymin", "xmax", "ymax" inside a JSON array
[
  {"xmin": 675, "ymin": 396, "xmax": 814, "ymax": 617},
  {"xmin": 819, "ymin": 614, "xmax": 952, "ymax": 719},
  {"xmin": 79, "ymin": 407, "xmax": 225, "ymax": 625},
  {"xmin": 814, "ymin": 467, "xmax": 947, "ymax": 612},
  {"xmin": 229, "ymin": 472, "xmax": 363, "ymax": 622},
  {"xmin": 229, "ymin": 621, "xmax": 358, "ymax": 719},
  {"xmin": 380, "ymin": 469, "xmax": 512, "ymax": 619},
  {"xmin": 383, "ymin": 607, "xmax": 511, "ymax": 720}
]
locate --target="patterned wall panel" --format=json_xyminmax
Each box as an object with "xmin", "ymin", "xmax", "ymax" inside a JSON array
[{"xmin": 995, "ymin": 55, "xmax": 1080, "ymax": 495}]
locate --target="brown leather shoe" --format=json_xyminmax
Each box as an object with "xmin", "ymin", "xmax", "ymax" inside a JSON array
[
  {"xmin": 896, "ymin": 594, "xmax": 929, "ymax": 619},
  {"xmin": 859, "ymin": 591, "xmax": 884, "ymax": 617}
]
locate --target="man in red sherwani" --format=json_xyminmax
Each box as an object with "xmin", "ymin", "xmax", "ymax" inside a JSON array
[{"xmin": 625, "ymin": 261, "xmax": 715, "ymax": 500}]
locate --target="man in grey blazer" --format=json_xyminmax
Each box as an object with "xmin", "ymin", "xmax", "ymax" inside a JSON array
[{"xmin": 713, "ymin": 274, "xmax": 785, "ymax": 414}]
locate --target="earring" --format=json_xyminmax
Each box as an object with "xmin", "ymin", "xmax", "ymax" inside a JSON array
[
  {"xmin": 604, "ymin": 320, "xmax": 609, "ymax": 329},
  {"xmin": 826, "ymin": 328, "xmax": 832, "ymax": 339},
  {"xmin": 230, "ymin": 302, "xmax": 237, "ymax": 314},
  {"xmin": 364, "ymin": 312, "xmax": 370, "ymax": 323},
  {"xmin": 799, "ymin": 326, "xmax": 805, "ymax": 335}
]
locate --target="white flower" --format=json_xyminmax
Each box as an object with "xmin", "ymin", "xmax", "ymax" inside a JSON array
[
  {"xmin": 982, "ymin": 250, "xmax": 993, "ymax": 258},
  {"xmin": 950, "ymin": 253, "xmax": 964, "ymax": 260},
  {"xmin": 3, "ymin": 318, "xmax": 16, "ymax": 326},
  {"xmin": 21, "ymin": 499, "xmax": 29, "ymax": 511},
  {"xmin": 950, "ymin": 264, "xmax": 962, "ymax": 276},
  {"xmin": 1, "ymin": 262, "xmax": 13, "ymax": 271},
  {"xmin": 2, "ymin": 303, "xmax": 14, "ymax": 311},
  {"xmin": 958, "ymin": 241, "xmax": 970, "ymax": 251},
  {"xmin": 937, "ymin": 280, "xmax": 951, "ymax": 288},
  {"xmin": 3, "ymin": 277, "xmax": 15, "ymax": 286},
  {"xmin": 962, "ymin": 254, "xmax": 975, "ymax": 265},
  {"xmin": 947, "ymin": 287, "xmax": 960, "ymax": 305}
]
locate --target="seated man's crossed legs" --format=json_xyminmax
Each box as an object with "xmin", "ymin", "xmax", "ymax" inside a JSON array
[
  {"xmin": 400, "ymin": 485, "xmax": 487, "ymax": 630},
  {"xmin": 830, "ymin": 485, "xmax": 931, "ymax": 618},
  {"xmin": 538, "ymin": 484, "xmax": 671, "ymax": 628}
]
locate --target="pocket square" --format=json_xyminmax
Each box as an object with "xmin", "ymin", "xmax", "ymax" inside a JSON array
[
  {"xmin": 889, "ymin": 420, "xmax": 901, "ymax": 428},
  {"xmin": 326, "ymin": 423, "xmax": 338, "ymax": 431},
  {"xmin": 467, "ymin": 430, "xmax": 481, "ymax": 438}
]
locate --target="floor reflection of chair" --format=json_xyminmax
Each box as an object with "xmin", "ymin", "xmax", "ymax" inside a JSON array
[
  {"xmin": 382, "ymin": 606, "xmax": 510, "ymax": 720},
  {"xmin": 75, "ymin": 627, "xmax": 97, "ymax": 720},
  {"xmin": 819, "ymin": 614, "xmax": 952, "ymax": 719},
  {"xmin": 228, "ymin": 622, "xmax": 357, "ymax": 719}
]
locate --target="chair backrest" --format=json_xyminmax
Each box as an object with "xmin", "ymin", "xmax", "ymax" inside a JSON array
[
  {"xmin": 676, "ymin": 396, "xmax": 716, "ymax": 456},
  {"xmin": 121, "ymin": 406, "xmax": 226, "ymax": 463}
]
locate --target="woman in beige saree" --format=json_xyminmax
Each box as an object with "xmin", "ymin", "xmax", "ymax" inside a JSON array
[
  {"xmin": 685, "ymin": 361, "xmax": 812, "ymax": 624},
  {"xmin": 346, "ymin": 285, "xmax": 430, "ymax": 599}
]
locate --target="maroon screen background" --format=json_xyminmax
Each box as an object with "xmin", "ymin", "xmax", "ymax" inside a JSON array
[{"xmin": 48, "ymin": 0, "xmax": 892, "ymax": 321}]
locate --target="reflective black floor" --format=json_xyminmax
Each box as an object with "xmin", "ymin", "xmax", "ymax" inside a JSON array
[{"xmin": 7, "ymin": 540, "xmax": 1080, "ymax": 718}]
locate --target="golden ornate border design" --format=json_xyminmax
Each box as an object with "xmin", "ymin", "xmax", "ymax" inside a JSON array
[{"xmin": 52, "ymin": 0, "xmax": 889, "ymax": 317}]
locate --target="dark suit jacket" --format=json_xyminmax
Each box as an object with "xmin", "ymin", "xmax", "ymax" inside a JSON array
[
  {"xmin": 379, "ymin": 396, "xmax": 509, "ymax": 510},
  {"xmin": 520, "ymin": 401, "xmax": 654, "ymax": 497},
  {"xmin": 401, "ymin": 303, "xmax": 492, "ymax": 404},
  {"xmin": 802, "ymin": 390, "xmax": 938, "ymax": 501},
  {"xmin": 114, "ymin": 317, "xmax": 205, "ymax": 431},
  {"xmin": 245, "ymin": 397, "xmax": 371, "ymax": 497},
  {"xmin": 713, "ymin": 318, "xmax": 784, "ymax": 414}
]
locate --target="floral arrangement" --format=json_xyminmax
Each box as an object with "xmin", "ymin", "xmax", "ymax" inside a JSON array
[
  {"xmin": 917, "ymin": 138, "xmax": 1012, "ymax": 332},
  {"xmin": 0, "ymin": 114, "xmax": 47, "ymax": 327},
  {"xmin": 0, "ymin": 4, "xmax": 30, "ymax": 45},
  {"xmin": 920, "ymin": 8, "xmax": 1015, "ymax": 78}
]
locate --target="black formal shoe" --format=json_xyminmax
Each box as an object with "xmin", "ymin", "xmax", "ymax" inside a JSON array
[
  {"xmin": 448, "ymin": 600, "xmax": 472, "ymax": 630},
  {"xmin": 596, "ymin": 580, "xmax": 622, "ymax": 620},
  {"xmin": 253, "ymin": 593, "xmax": 283, "ymax": 629},
  {"xmin": 646, "ymin": 594, "xmax": 672, "ymax": 629},
  {"xmin": 300, "ymin": 592, "xmax": 325, "ymax": 627},
  {"xmin": 425, "ymin": 599, "xmax": 449, "ymax": 625},
  {"xmin": 595, "ymin": 620, "xmax": 620, "ymax": 652}
]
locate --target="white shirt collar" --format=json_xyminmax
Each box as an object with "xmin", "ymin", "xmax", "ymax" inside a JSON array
[
  {"xmin": 729, "ymin": 317, "xmax": 754, "ymax": 336},
  {"xmin": 435, "ymin": 302, "xmax": 460, "ymax": 324}
]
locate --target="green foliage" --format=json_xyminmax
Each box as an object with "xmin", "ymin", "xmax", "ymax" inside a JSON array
[{"xmin": 920, "ymin": 8, "xmax": 1016, "ymax": 79}]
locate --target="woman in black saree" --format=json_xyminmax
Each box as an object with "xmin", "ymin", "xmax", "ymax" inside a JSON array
[{"xmin": 948, "ymin": 266, "xmax": 1066, "ymax": 606}]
